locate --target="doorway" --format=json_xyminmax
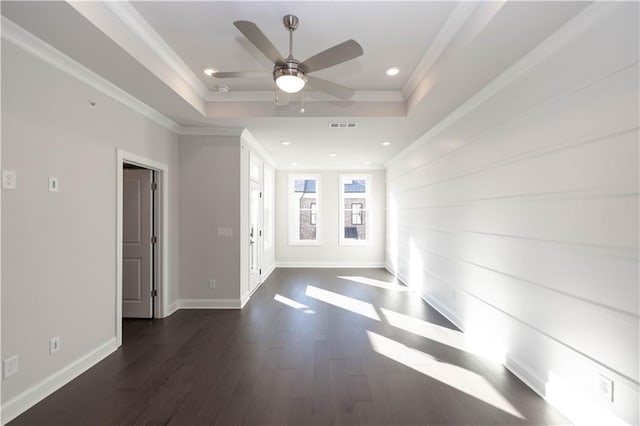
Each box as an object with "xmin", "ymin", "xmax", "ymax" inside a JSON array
[
  {"xmin": 249, "ymin": 179, "xmax": 263, "ymax": 294},
  {"xmin": 116, "ymin": 149, "xmax": 169, "ymax": 347},
  {"xmin": 122, "ymin": 164, "xmax": 157, "ymax": 318}
]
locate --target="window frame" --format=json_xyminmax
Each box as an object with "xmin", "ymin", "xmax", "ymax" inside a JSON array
[
  {"xmin": 288, "ymin": 174, "xmax": 321, "ymax": 245},
  {"xmin": 310, "ymin": 202, "xmax": 317, "ymax": 226},
  {"xmin": 339, "ymin": 174, "xmax": 371, "ymax": 246}
]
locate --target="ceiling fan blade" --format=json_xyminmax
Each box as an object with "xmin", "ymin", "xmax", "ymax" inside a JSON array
[
  {"xmin": 234, "ymin": 20, "xmax": 285, "ymax": 65},
  {"xmin": 306, "ymin": 76, "xmax": 355, "ymax": 99},
  {"xmin": 301, "ymin": 39, "xmax": 363, "ymax": 73},
  {"xmin": 211, "ymin": 71, "xmax": 271, "ymax": 79}
]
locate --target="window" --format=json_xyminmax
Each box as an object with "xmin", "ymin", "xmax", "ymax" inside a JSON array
[
  {"xmin": 351, "ymin": 203, "xmax": 363, "ymax": 225},
  {"xmin": 310, "ymin": 202, "xmax": 317, "ymax": 225},
  {"xmin": 288, "ymin": 174, "xmax": 320, "ymax": 244},
  {"xmin": 340, "ymin": 174, "xmax": 371, "ymax": 245}
]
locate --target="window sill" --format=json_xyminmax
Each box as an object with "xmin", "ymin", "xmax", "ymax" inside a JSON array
[
  {"xmin": 339, "ymin": 240, "xmax": 371, "ymax": 246},
  {"xmin": 288, "ymin": 241, "xmax": 322, "ymax": 246}
]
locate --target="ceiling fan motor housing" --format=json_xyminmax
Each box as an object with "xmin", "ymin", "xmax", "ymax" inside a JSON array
[{"xmin": 274, "ymin": 59, "xmax": 307, "ymax": 83}]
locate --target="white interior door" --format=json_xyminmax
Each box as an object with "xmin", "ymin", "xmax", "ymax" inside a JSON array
[
  {"xmin": 249, "ymin": 180, "xmax": 262, "ymax": 292},
  {"xmin": 123, "ymin": 168, "xmax": 154, "ymax": 318}
]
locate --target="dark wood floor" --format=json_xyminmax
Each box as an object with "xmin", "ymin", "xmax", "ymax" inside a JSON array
[{"xmin": 11, "ymin": 268, "xmax": 569, "ymax": 425}]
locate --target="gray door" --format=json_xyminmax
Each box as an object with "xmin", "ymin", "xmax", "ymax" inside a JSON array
[{"xmin": 123, "ymin": 168, "xmax": 153, "ymax": 318}]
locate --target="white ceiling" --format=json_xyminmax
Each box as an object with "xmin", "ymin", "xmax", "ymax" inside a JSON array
[
  {"xmin": 1, "ymin": 1, "xmax": 589, "ymax": 169},
  {"xmin": 131, "ymin": 1, "xmax": 457, "ymax": 92}
]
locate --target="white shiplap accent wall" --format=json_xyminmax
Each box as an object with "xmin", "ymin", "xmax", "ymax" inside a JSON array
[{"xmin": 386, "ymin": 4, "xmax": 639, "ymax": 425}]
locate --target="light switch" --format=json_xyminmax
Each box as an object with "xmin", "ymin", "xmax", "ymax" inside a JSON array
[
  {"xmin": 48, "ymin": 177, "xmax": 59, "ymax": 192},
  {"xmin": 2, "ymin": 170, "xmax": 17, "ymax": 189},
  {"xmin": 217, "ymin": 227, "xmax": 233, "ymax": 238}
]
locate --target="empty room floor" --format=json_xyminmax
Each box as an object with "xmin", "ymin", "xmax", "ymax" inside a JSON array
[{"xmin": 10, "ymin": 268, "xmax": 570, "ymax": 425}]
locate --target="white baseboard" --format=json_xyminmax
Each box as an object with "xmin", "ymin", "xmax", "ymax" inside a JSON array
[
  {"xmin": 504, "ymin": 354, "xmax": 547, "ymax": 398},
  {"xmin": 178, "ymin": 299, "xmax": 242, "ymax": 309},
  {"xmin": 276, "ymin": 261, "xmax": 386, "ymax": 268},
  {"xmin": 240, "ymin": 293, "xmax": 250, "ymax": 308},
  {"xmin": 262, "ymin": 263, "xmax": 276, "ymax": 282},
  {"xmin": 1, "ymin": 338, "xmax": 118, "ymax": 425},
  {"xmin": 164, "ymin": 299, "xmax": 180, "ymax": 317},
  {"xmin": 387, "ymin": 267, "xmax": 554, "ymax": 420}
]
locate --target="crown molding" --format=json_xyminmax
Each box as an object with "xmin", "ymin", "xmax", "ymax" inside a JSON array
[
  {"xmin": 387, "ymin": 2, "xmax": 617, "ymax": 168},
  {"xmin": 179, "ymin": 126, "xmax": 244, "ymax": 137},
  {"xmin": 402, "ymin": 2, "xmax": 478, "ymax": 97},
  {"xmin": 279, "ymin": 164, "xmax": 385, "ymax": 171},
  {"xmin": 1, "ymin": 17, "xmax": 181, "ymax": 134},
  {"xmin": 205, "ymin": 90, "xmax": 405, "ymax": 103},
  {"xmin": 241, "ymin": 129, "xmax": 278, "ymax": 169},
  {"xmin": 104, "ymin": 1, "xmax": 210, "ymax": 99}
]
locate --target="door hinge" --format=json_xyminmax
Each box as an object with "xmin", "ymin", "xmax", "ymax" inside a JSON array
[
  {"xmin": 152, "ymin": 289, "xmax": 158, "ymax": 297},
  {"xmin": 151, "ymin": 182, "xmax": 158, "ymax": 190},
  {"xmin": 260, "ymin": 192, "xmax": 262, "ymax": 198},
  {"xmin": 259, "ymin": 269, "xmax": 262, "ymax": 274},
  {"xmin": 259, "ymin": 230, "xmax": 262, "ymax": 237},
  {"xmin": 151, "ymin": 236, "xmax": 158, "ymax": 244}
]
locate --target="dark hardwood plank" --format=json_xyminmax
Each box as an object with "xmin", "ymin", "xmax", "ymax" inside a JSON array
[{"xmin": 9, "ymin": 268, "xmax": 571, "ymax": 426}]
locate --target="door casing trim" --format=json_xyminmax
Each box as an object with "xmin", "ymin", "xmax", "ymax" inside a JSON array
[{"xmin": 116, "ymin": 149, "xmax": 169, "ymax": 347}]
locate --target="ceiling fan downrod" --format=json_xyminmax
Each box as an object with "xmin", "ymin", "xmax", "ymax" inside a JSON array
[{"xmin": 283, "ymin": 15, "xmax": 299, "ymax": 58}]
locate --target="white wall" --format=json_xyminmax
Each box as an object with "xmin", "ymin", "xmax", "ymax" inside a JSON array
[
  {"xmin": 1, "ymin": 40, "xmax": 180, "ymax": 418},
  {"xmin": 178, "ymin": 132, "xmax": 275, "ymax": 307},
  {"xmin": 262, "ymin": 164, "xmax": 276, "ymax": 276},
  {"xmin": 178, "ymin": 135, "xmax": 241, "ymax": 305},
  {"xmin": 276, "ymin": 169, "xmax": 386, "ymax": 267},
  {"xmin": 386, "ymin": 3, "xmax": 638, "ymax": 425}
]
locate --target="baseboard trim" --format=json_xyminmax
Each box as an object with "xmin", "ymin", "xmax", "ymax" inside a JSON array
[
  {"xmin": 178, "ymin": 299, "xmax": 242, "ymax": 309},
  {"xmin": 240, "ymin": 293, "xmax": 251, "ymax": 308},
  {"xmin": 262, "ymin": 263, "xmax": 276, "ymax": 282},
  {"xmin": 164, "ymin": 300, "xmax": 180, "ymax": 317},
  {"xmin": 1, "ymin": 338, "xmax": 118, "ymax": 425},
  {"xmin": 276, "ymin": 262, "xmax": 386, "ymax": 268},
  {"xmin": 387, "ymin": 267, "xmax": 554, "ymax": 418}
]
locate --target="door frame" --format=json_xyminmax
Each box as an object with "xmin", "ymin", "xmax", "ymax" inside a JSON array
[
  {"xmin": 116, "ymin": 149, "xmax": 169, "ymax": 347},
  {"xmin": 249, "ymin": 178, "xmax": 263, "ymax": 294}
]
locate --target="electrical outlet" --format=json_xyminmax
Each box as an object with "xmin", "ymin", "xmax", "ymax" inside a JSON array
[
  {"xmin": 208, "ymin": 279, "xmax": 216, "ymax": 289},
  {"xmin": 599, "ymin": 374, "xmax": 614, "ymax": 402},
  {"xmin": 2, "ymin": 170, "xmax": 17, "ymax": 189},
  {"xmin": 50, "ymin": 337, "xmax": 61, "ymax": 355},
  {"xmin": 3, "ymin": 355, "xmax": 18, "ymax": 378}
]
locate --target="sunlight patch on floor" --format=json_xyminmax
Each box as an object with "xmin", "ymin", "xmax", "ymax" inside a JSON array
[
  {"xmin": 367, "ymin": 331, "xmax": 525, "ymax": 420},
  {"xmin": 337, "ymin": 275, "xmax": 409, "ymax": 292},
  {"xmin": 274, "ymin": 294, "xmax": 315, "ymax": 314},
  {"xmin": 380, "ymin": 307, "xmax": 506, "ymax": 364},
  {"xmin": 305, "ymin": 285, "xmax": 381, "ymax": 321}
]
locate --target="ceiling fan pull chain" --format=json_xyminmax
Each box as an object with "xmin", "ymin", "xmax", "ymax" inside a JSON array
[
  {"xmin": 300, "ymin": 91, "xmax": 305, "ymax": 113},
  {"xmin": 274, "ymin": 81, "xmax": 279, "ymax": 103}
]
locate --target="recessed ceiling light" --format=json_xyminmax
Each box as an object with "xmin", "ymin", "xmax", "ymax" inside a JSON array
[
  {"xmin": 381, "ymin": 141, "xmax": 391, "ymax": 146},
  {"xmin": 386, "ymin": 67, "xmax": 400, "ymax": 76},
  {"xmin": 202, "ymin": 67, "xmax": 218, "ymax": 77},
  {"xmin": 364, "ymin": 161, "xmax": 371, "ymax": 165},
  {"xmin": 291, "ymin": 162, "xmax": 298, "ymax": 166},
  {"xmin": 216, "ymin": 84, "xmax": 229, "ymax": 93},
  {"xmin": 328, "ymin": 153, "xmax": 337, "ymax": 157},
  {"xmin": 281, "ymin": 141, "xmax": 291, "ymax": 146}
]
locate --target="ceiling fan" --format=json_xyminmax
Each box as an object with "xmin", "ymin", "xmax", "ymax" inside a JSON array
[{"xmin": 209, "ymin": 15, "xmax": 364, "ymax": 103}]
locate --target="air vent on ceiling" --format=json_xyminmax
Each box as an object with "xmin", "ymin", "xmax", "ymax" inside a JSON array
[{"xmin": 329, "ymin": 122, "xmax": 358, "ymax": 129}]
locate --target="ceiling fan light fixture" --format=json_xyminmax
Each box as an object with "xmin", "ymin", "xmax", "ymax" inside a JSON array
[{"xmin": 275, "ymin": 74, "xmax": 306, "ymax": 93}]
